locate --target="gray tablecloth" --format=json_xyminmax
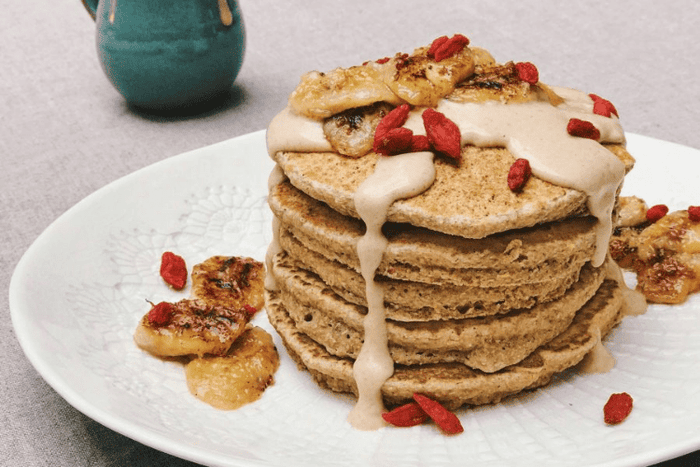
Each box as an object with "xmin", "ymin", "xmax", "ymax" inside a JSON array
[{"xmin": 2, "ymin": 0, "xmax": 699, "ymax": 465}]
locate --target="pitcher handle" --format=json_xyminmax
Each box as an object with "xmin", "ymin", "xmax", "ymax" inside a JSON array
[{"xmin": 80, "ymin": 0, "xmax": 99, "ymax": 20}]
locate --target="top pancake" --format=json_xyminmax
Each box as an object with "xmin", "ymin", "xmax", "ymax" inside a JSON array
[{"xmin": 274, "ymin": 143, "xmax": 634, "ymax": 240}]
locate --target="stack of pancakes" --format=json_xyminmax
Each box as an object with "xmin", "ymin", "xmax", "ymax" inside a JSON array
[{"xmin": 264, "ymin": 39, "xmax": 636, "ymax": 410}]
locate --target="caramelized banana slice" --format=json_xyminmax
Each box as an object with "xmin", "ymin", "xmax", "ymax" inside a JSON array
[
  {"xmin": 322, "ymin": 102, "xmax": 394, "ymax": 157},
  {"xmin": 471, "ymin": 46, "xmax": 496, "ymax": 68},
  {"xmin": 382, "ymin": 46, "xmax": 475, "ymax": 107},
  {"xmin": 134, "ymin": 299, "xmax": 251, "ymax": 357},
  {"xmin": 289, "ymin": 42, "xmax": 476, "ymax": 119},
  {"xmin": 185, "ymin": 326, "xmax": 280, "ymax": 410},
  {"xmin": 616, "ymin": 196, "xmax": 649, "ymax": 228},
  {"xmin": 610, "ymin": 197, "xmax": 650, "ymax": 268},
  {"xmin": 632, "ymin": 210, "xmax": 700, "ymax": 304},
  {"xmin": 191, "ymin": 256, "xmax": 265, "ymax": 312},
  {"xmin": 289, "ymin": 66, "xmax": 403, "ymax": 119},
  {"xmin": 448, "ymin": 61, "xmax": 538, "ymax": 104}
]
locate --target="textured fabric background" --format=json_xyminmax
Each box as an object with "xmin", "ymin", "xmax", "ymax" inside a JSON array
[{"xmin": 2, "ymin": 0, "xmax": 699, "ymax": 465}]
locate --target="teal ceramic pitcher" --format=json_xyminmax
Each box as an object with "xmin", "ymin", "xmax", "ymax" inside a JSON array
[{"xmin": 81, "ymin": 0, "xmax": 245, "ymax": 110}]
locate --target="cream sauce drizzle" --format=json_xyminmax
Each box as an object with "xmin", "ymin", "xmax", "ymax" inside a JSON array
[
  {"xmin": 578, "ymin": 338, "xmax": 616, "ymax": 374},
  {"xmin": 605, "ymin": 257, "xmax": 648, "ymax": 317},
  {"xmin": 347, "ymin": 151, "xmax": 436, "ymax": 430},
  {"xmin": 265, "ymin": 88, "xmax": 633, "ymax": 430},
  {"xmin": 437, "ymin": 92, "xmax": 625, "ymax": 267},
  {"xmin": 267, "ymin": 107, "xmax": 333, "ymax": 158},
  {"xmin": 578, "ymin": 258, "xmax": 647, "ymax": 373}
]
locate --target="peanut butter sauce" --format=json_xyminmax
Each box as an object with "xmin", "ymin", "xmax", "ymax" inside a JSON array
[
  {"xmin": 436, "ymin": 91, "xmax": 625, "ymax": 267},
  {"xmin": 347, "ymin": 151, "xmax": 435, "ymax": 430},
  {"xmin": 605, "ymin": 257, "xmax": 648, "ymax": 317},
  {"xmin": 578, "ymin": 339, "xmax": 616, "ymax": 374}
]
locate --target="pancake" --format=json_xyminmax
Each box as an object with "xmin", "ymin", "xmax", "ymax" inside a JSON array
[
  {"xmin": 266, "ymin": 278, "xmax": 624, "ymax": 410},
  {"xmin": 274, "ymin": 144, "xmax": 634, "ymax": 240}
]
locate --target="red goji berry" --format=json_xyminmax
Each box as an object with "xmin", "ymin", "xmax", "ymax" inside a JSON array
[
  {"xmin": 515, "ymin": 62, "xmax": 539, "ymax": 84},
  {"xmin": 410, "ymin": 134, "xmax": 431, "ymax": 152},
  {"xmin": 147, "ymin": 301, "xmax": 174, "ymax": 326},
  {"xmin": 412, "ymin": 393, "xmax": 464, "ymax": 434},
  {"xmin": 382, "ymin": 402, "xmax": 429, "ymax": 427},
  {"xmin": 374, "ymin": 104, "xmax": 411, "ymax": 146},
  {"xmin": 374, "ymin": 127, "xmax": 414, "ymax": 156},
  {"xmin": 375, "ymin": 57, "xmax": 390, "ymax": 64},
  {"xmin": 428, "ymin": 34, "xmax": 470, "ymax": 62},
  {"xmin": 508, "ymin": 158, "xmax": 532, "ymax": 192},
  {"xmin": 422, "ymin": 108, "xmax": 462, "ymax": 162},
  {"xmin": 567, "ymin": 118, "xmax": 600, "ymax": 140},
  {"xmin": 688, "ymin": 206, "xmax": 700, "ymax": 222},
  {"xmin": 646, "ymin": 204, "xmax": 669, "ymax": 222},
  {"xmin": 604, "ymin": 392, "xmax": 633, "ymax": 425},
  {"xmin": 242, "ymin": 304, "xmax": 259, "ymax": 315},
  {"xmin": 589, "ymin": 93, "xmax": 619, "ymax": 118},
  {"xmin": 427, "ymin": 36, "xmax": 449, "ymax": 58},
  {"xmin": 160, "ymin": 251, "xmax": 187, "ymax": 290}
]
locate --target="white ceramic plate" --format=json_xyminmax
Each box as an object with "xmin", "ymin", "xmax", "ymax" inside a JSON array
[{"xmin": 10, "ymin": 131, "xmax": 700, "ymax": 467}]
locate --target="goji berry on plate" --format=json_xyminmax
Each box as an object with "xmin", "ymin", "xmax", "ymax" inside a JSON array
[
  {"xmin": 604, "ymin": 392, "xmax": 633, "ymax": 425},
  {"xmin": 382, "ymin": 401, "xmax": 429, "ymax": 427},
  {"xmin": 413, "ymin": 393, "xmax": 464, "ymax": 434},
  {"xmin": 160, "ymin": 251, "xmax": 188, "ymax": 290}
]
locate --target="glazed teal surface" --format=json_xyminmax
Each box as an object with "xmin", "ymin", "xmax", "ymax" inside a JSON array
[{"xmin": 82, "ymin": 0, "xmax": 245, "ymax": 109}]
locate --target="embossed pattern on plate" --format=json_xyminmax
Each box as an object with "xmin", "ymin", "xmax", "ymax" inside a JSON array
[{"xmin": 10, "ymin": 131, "xmax": 700, "ymax": 467}]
